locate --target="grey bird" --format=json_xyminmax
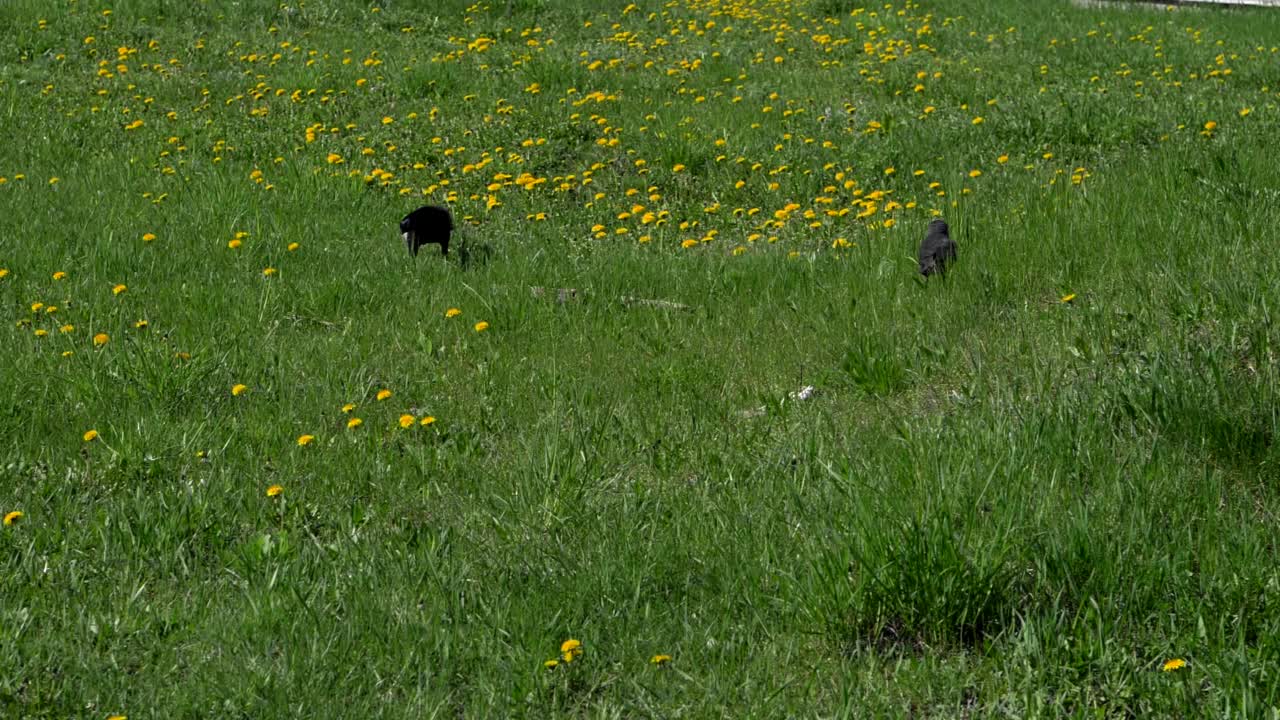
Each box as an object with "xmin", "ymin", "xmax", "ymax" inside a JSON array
[
  {"xmin": 400, "ymin": 205, "xmax": 453, "ymax": 257},
  {"xmin": 917, "ymin": 218, "xmax": 957, "ymax": 277}
]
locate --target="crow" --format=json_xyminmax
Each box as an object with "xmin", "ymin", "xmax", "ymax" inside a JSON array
[
  {"xmin": 918, "ymin": 218, "xmax": 957, "ymax": 277},
  {"xmin": 400, "ymin": 205, "xmax": 454, "ymax": 258}
]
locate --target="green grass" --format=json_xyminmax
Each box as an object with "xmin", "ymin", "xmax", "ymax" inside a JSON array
[{"xmin": 3, "ymin": 0, "xmax": 1280, "ymax": 716}]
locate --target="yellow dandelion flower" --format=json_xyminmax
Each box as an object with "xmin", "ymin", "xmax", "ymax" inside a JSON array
[
  {"xmin": 228, "ymin": 239, "xmax": 242, "ymax": 249},
  {"xmin": 445, "ymin": 307, "xmax": 462, "ymax": 318},
  {"xmin": 998, "ymin": 154, "xmax": 1009, "ymax": 164},
  {"xmin": 681, "ymin": 239, "xmax": 698, "ymax": 249},
  {"xmin": 1162, "ymin": 658, "xmax": 1186, "ymax": 672},
  {"xmin": 266, "ymin": 484, "xmax": 283, "ymax": 498},
  {"xmin": 60, "ymin": 324, "xmax": 74, "ymax": 333},
  {"xmin": 0, "ymin": 269, "xmax": 8, "ymax": 279},
  {"xmin": 297, "ymin": 434, "xmax": 315, "ymax": 446},
  {"xmin": 52, "ymin": 271, "xmax": 67, "ymax": 281},
  {"xmin": 142, "ymin": 232, "xmax": 156, "ymax": 242},
  {"xmin": 83, "ymin": 429, "xmax": 99, "ymax": 442},
  {"xmin": 62, "ymin": 351, "xmax": 74, "ymax": 358},
  {"xmin": 884, "ymin": 167, "xmax": 895, "ymax": 175},
  {"xmin": 231, "ymin": 384, "xmax": 248, "ymax": 396},
  {"xmin": 31, "ymin": 302, "xmax": 43, "ymax": 312},
  {"xmin": 342, "ymin": 403, "xmax": 357, "ymax": 414},
  {"xmin": 107, "ymin": 716, "xmax": 127, "ymax": 720},
  {"xmin": 969, "ymin": 169, "xmax": 982, "ymax": 178},
  {"xmin": 287, "ymin": 242, "xmax": 300, "ymax": 251},
  {"xmin": 263, "ymin": 267, "xmax": 277, "ymax": 277},
  {"xmin": 112, "ymin": 284, "xmax": 127, "ymax": 295},
  {"xmin": 134, "ymin": 319, "xmax": 148, "ymax": 329},
  {"xmin": 1060, "ymin": 293, "xmax": 1077, "ymax": 304},
  {"xmin": 1239, "ymin": 108, "xmax": 1252, "ymax": 117},
  {"xmin": 347, "ymin": 417, "xmax": 363, "ymax": 429},
  {"xmin": 420, "ymin": 415, "xmax": 436, "ymax": 427},
  {"xmin": 543, "ymin": 659, "xmax": 559, "ymax": 670},
  {"xmin": 376, "ymin": 389, "xmax": 392, "ymax": 401},
  {"xmin": 93, "ymin": 333, "xmax": 109, "ymax": 347},
  {"xmin": 382, "ymin": 116, "xmax": 394, "ymax": 125},
  {"xmin": 560, "ymin": 638, "xmax": 583, "ymax": 662},
  {"xmin": 672, "ymin": 163, "xmax": 686, "ymax": 173},
  {"xmin": 650, "ymin": 654, "xmax": 672, "ymax": 665},
  {"xmin": 399, "ymin": 414, "xmax": 415, "ymax": 428},
  {"xmin": 1203, "ymin": 121, "xmax": 1217, "ymax": 132},
  {"xmin": 474, "ymin": 321, "xmax": 490, "ymax": 333},
  {"xmin": 3, "ymin": 511, "xmax": 22, "ymax": 527},
  {"xmin": 34, "ymin": 329, "xmax": 48, "ymax": 338}
]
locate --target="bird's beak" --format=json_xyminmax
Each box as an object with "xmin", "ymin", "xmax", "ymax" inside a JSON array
[{"xmin": 402, "ymin": 231, "xmax": 415, "ymax": 256}]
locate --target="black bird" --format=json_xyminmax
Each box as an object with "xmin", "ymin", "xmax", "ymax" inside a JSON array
[
  {"xmin": 400, "ymin": 205, "xmax": 454, "ymax": 257},
  {"xmin": 917, "ymin": 218, "xmax": 957, "ymax": 277}
]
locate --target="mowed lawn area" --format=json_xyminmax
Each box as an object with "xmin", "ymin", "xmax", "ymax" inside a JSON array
[{"xmin": 2, "ymin": 0, "xmax": 1280, "ymax": 716}]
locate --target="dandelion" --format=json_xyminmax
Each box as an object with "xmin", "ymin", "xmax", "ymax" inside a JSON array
[
  {"xmin": 972, "ymin": 116, "xmax": 984, "ymax": 125},
  {"xmin": 399, "ymin": 414, "xmax": 415, "ymax": 428},
  {"xmin": 0, "ymin": 269, "xmax": 8, "ymax": 279},
  {"xmin": 142, "ymin": 232, "xmax": 156, "ymax": 242},
  {"xmin": 681, "ymin": 239, "xmax": 698, "ymax": 249},
  {"xmin": 3, "ymin": 511, "xmax": 22, "ymax": 527},
  {"xmin": 231, "ymin": 384, "xmax": 248, "ymax": 396},
  {"xmin": 445, "ymin": 307, "xmax": 462, "ymax": 318},
  {"xmin": 672, "ymin": 164, "xmax": 686, "ymax": 173},
  {"xmin": 287, "ymin": 242, "xmax": 300, "ymax": 251},
  {"xmin": 297, "ymin": 434, "xmax": 315, "ymax": 446},
  {"xmin": 1203, "ymin": 121, "xmax": 1217, "ymax": 132},
  {"xmin": 376, "ymin": 389, "xmax": 392, "ymax": 401},
  {"xmin": 34, "ymin": 329, "xmax": 48, "ymax": 338},
  {"xmin": 60, "ymin": 324, "xmax": 74, "ymax": 333},
  {"xmin": 112, "ymin": 284, "xmax": 127, "ymax": 295},
  {"xmin": 93, "ymin": 333, "xmax": 109, "ymax": 347},
  {"xmin": 1060, "ymin": 293, "xmax": 1077, "ymax": 304},
  {"xmin": 1239, "ymin": 108, "xmax": 1252, "ymax": 117},
  {"xmin": 52, "ymin": 271, "xmax": 67, "ymax": 281},
  {"xmin": 650, "ymin": 654, "xmax": 672, "ymax": 666},
  {"xmin": 134, "ymin": 320, "xmax": 148, "ymax": 329},
  {"xmin": 107, "ymin": 716, "xmax": 127, "ymax": 720},
  {"xmin": 263, "ymin": 267, "xmax": 277, "ymax": 277},
  {"xmin": 83, "ymin": 429, "xmax": 99, "ymax": 442},
  {"xmin": 266, "ymin": 484, "xmax": 283, "ymax": 498},
  {"xmin": 342, "ymin": 403, "xmax": 357, "ymax": 414},
  {"xmin": 997, "ymin": 154, "xmax": 1009, "ymax": 164},
  {"xmin": 420, "ymin": 415, "xmax": 436, "ymax": 427},
  {"xmin": 561, "ymin": 638, "xmax": 583, "ymax": 663},
  {"xmin": 543, "ymin": 659, "xmax": 559, "ymax": 670},
  {"xmin": 228, "ymin": 238, "xmax": 242, "ymax": 249},
  {"xmin": 969, "ymin": 169, "xmax": 982, "ymax": 178},
  {"xmin": 347, "ymin": 417, "xmax": 363, "ymax": 429},
  {"xmin": 474, "ymin": 321, "xmax": 490, "ymax": 333},
  {"xmin": 1162, "ymin": 658, "xmax": 1187, "ymax": 672}
]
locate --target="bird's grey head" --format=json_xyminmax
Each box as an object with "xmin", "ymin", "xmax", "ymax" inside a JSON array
[{"xmin": 928, "ymin": 218, "xmax": 949, "ymax": 234}]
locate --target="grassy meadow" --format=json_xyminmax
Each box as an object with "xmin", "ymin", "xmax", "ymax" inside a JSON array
[{"xmin": 3, "ymin": 0, "xmax": 1280, "ymax": 716}]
